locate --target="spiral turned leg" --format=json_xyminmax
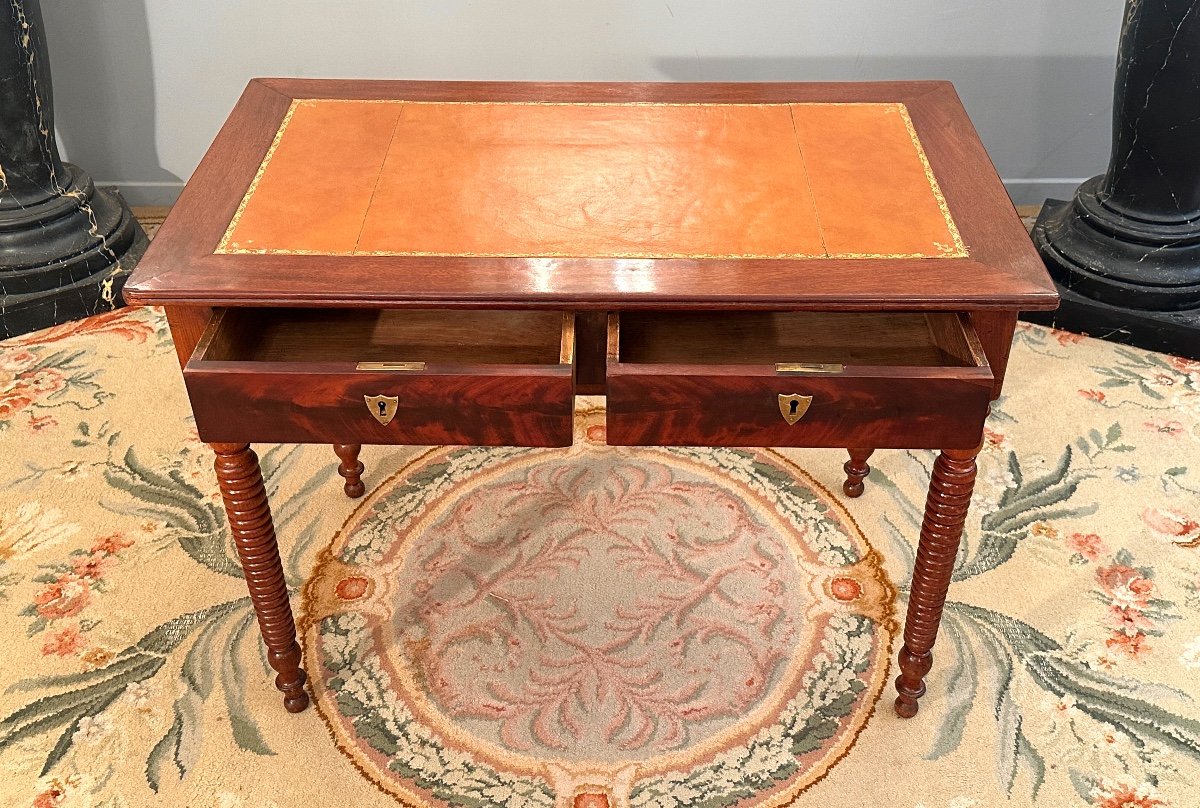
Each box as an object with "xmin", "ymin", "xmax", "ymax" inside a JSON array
[
  {"xmin": 333, "ymin": 443, "xmax": 365, "ymax": 498},
  {"xmin": 842, "ymin": 448, "xmax": 875, "ymax": 498},
  {"xmin": 895, "ymin": 446, "xmax": 979, "ymax": 718},
  {"xmin": 211, "ymin": 443, "xmax": 309, "ymax": 713}
]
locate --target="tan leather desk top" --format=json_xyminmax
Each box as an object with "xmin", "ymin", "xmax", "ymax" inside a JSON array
[{"xmin": 218, "ymin": 100, "xmax": 963, "ymax": 261}]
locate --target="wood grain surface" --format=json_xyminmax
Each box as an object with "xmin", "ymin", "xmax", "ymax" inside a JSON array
[
  {"xmin": 614, "ymin": 311, "xmax": 978, "ymax": 366},
  {"xmin": 606, "ymin": 312, "xmax": 993, "ymax": 449},
  {"xmin": 211, "ymin": 443, "xmax": 309, "ymax": 712},
  {"xmin": 125, "ymin": 80, "xmax": 1057, "ymax": 312},
  {"xmin": 183, "ymin": 308, "xmax": 576, "ymax": 446},
  {"xmin": 202, "ymin": 308, "xmax": 567, "ymax": 365},
  {"xmin": 895, "ymin": 446, "xmax": 981, "ymax": 717}
]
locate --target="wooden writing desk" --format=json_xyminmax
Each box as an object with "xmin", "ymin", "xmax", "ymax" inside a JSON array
[{"xmin": 125, "ymin": 79, "xmax": 1058, "ymax": 719}]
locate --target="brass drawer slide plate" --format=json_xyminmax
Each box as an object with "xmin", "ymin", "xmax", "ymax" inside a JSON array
[
  {"xmin": 356, "ymin": 361, "xmax": 427, "ymax": 371},
  {"xmin": 775, "ymin": 362, "xmax": 844, "ymax": 374}
]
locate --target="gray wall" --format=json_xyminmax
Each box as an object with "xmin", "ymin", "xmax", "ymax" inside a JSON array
[{"xmin": 41, "ymin": 1, "xmax": 1125, "ymax": 207}]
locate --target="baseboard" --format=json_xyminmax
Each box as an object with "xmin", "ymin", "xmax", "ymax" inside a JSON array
[
  {"xmin": 1002, "ymin": 178, "xmax": 1089, "ymax": 207},
  {"xmin": 94, "ymin": 181, "xmax": 185, "ymax": 207},
  {"xmin": 105, "ymin": 178, "xmax": 1088, "ymax": 210}
]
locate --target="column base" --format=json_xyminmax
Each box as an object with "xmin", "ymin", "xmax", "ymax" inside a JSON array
[
  {"xmin": 1021, "ymin": 282, "xmax": 1200, "ymax": 361},
  {"xmin": 1026, "ymin": 195, "xmax": 1200, "ymax": 360},
  {"xmin": 1, "ymin": 165, "xmax": 147, "ymax": 339},
  {"xmin": 1031, "ymin": 187, "xmax": 1200, "ymax": 311}
]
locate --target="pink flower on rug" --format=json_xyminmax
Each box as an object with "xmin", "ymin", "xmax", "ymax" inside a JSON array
[
  {"xmin": 1090, "ymin": 777, "xmax": 1166, "ymax": 808},
  {"xmin": 0, "ymin": 347, "xmax": 36, "ymax": 372},
  {"xmin": 1142, "ymin": 507, "xmax": 1200, "ymax": 545},
  {"xmin": 335, "ymin": 576, "xmax": 370, "ymax": 601},
  {"xmin": 28, "ymin": 413, "xmax": 57, "ymax": 431},
  {"xmin": 16, "ymin": 307, "xmax": 156, "ymax": 346},
  {"xmin": 22, "ymin": 368, "xmax": 65, "ymax": 395},
  {"xmin": 1107, "ymin": 604, "xmax": 1154, "ymax": 635},
  {"xmin": 1104, "ymin": 630, "xmax": 1151, "ymax": 659},
  {"xmin": 1096, "ymin": 564, "xmax": 1154, "ymax": 609},
  {"xmin": 1079, "ymin": 389, "xmax": 1106, "ymax": 403},
  {"xmin": 982, "ymin": 427, "xmax": 1006, "ymax": 447},
  {"xmin": 1051, "ymin": 328, "xmax": 1084, "ymax": 346},
  {"xmin": 1066, "ymin": 532, "xmax": 1107, "ymax": 562},
  {"xmin": 32, "ymin": 782, "xmax": 69, "ymax": 808},
  {"xmin": 830, "ymin": 577, "xmax": 862, "ymax": 601},
  {"xmin": 89, "ymin": 532, "xmax": 134, "ymax": 556},
  {"xmin": 23, "ymin": 532, "xmax": 135, "ymax": 633},
  {"xmin": 1093, "ymin": 553, "xmax": 1171, "ymax": 661},
  {"xmin": 0, "ymin": 392, "xmax": 33, "ymax": 419},
  {"xmin": 41, "ymin": 626, "xmax": 85, "ymax": 657},
  {"xmin": 0, "ymin": 366, "xmax": 66, "ymax": 424},
  {"xmin": 1143, "ymin": 419, "xmax": 1185, "ymax": 437},
  {"xmin": 71, "ymin": 551, "xmax": 112, "ymax": 581},
  {"xmin": 0, "ymin": 350, "xmax": 37, "ymax": 395},
  {"xmin": 33, "ymin": 574, "xmax": 91, "ymax": 620}
]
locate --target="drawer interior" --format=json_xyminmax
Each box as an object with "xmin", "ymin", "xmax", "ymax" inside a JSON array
[
  {"xmin": 613, "ymin": 312, "xmax": 985, "ymax": 368},
  {"xmin": 198, "ymin": 308, "xmax": 573, "ymax": 365}
]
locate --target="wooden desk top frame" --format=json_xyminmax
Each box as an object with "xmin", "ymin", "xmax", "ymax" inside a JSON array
[{"xmin": 125, "ymin": 79, "xmax": 1057, "ymax": 313}]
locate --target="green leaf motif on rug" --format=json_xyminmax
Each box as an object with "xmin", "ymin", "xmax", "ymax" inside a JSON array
[
  {"xmin": 0, "ymin": 444, "xmax": 332, "ymax": 790},
  {"xmin": 1, "ymin": 600, "xmax": 241, "ymax": 778},
  {"xmin": 877, "ymin": 440, "xmax": 1200, "ymax": 800}
]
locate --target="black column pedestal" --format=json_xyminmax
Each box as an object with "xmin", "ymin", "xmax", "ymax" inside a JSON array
[
  {"xmin": 1025, "ymin": 0, "xmax": 1200, "ymax": 359},
  {"xmin": 1027, "ymin": 191, "xmax": 1200, "ymax": 360},
  {"xmin": 0, "ymin": 0, "xmax": 146, "ymax": 340},
  {"xmin": 1026, "ymin": 203, "xmax": 1200, "ymax": 358}
]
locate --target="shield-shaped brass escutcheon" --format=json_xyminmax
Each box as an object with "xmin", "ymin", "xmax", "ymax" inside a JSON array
[
  {"xmin": 778, "ymin": 393, "xmax": 813, "ymax": 425},
  {"xmin": 364, "ymin": 394, "xmax": 399, "ymax": 426}
]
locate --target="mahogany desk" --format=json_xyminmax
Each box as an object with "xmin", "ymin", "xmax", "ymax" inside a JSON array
[{"xmin": 124, "ymin": 79, "xmax": 1058, "ymax": 719}]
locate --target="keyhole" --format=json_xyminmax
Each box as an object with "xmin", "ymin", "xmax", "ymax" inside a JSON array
[
  {"xmin": 378, "ymin": 401, "xmax": 387, "ymax": 416},
  {"xmin": 789, "ymin": 400, "xmax": 799, "ymax": 414}
]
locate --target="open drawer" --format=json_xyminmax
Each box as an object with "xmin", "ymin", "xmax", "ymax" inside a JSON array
[
  {"xmin": 606, "ymin": 311, "xmax": 993, "ymax": 449},
  {"xmin": 184, "ymin": 309, "xmax": 576, "ymax": 446}
]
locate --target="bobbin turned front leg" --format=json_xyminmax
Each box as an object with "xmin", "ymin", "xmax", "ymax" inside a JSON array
[
  {"xmin": 333, "ymin": 443, "xmax": 365, "ymax": 498},
  {"xmin": 842, "ymin": 448, "xmax": 875, "ymax": 497},
  {"xmin": 211, "ymin": 443, "xmax": 309, "ymax": 713},
  {"xmin": 895, "ymin": 445, "xmax": 979, "ymax": 718}
]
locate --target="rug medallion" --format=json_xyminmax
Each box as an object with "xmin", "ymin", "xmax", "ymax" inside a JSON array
[{"xmin": 301, "ymin": 409, "xmax": 895, "ymax": 807}]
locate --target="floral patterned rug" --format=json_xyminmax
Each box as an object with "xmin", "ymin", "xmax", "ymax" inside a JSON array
[{"xmin": 1, "ymin": 305, "xmax": 1199, "ymax": 808}]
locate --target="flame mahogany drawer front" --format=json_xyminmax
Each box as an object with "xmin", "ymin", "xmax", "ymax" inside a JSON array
[
  {"xmin": 605, "ymin": 311, "xmax": 994, "ymax": 449},
  {"xmin": 183, "ymin": 308, "xmax": 577, "ymax": 446}
]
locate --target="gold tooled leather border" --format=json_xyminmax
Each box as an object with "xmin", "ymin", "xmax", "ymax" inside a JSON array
[{"xmin": 215, "ymin": 97, "xmax": 300, "ymax": 254}]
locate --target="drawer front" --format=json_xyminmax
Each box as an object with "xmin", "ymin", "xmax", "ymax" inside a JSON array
[
  {"xmin": 606, "ymin": 369, "xmax": 992, "ymax": 449},
  {"xmin": 184, "ymin": 366, "xmax": 574, "ymax": 446},
  {"xmin": 183, "ymin": 308, "xmax": 576, "ymax": 447},
  {"xmin": 606, "ymin": 310, "xmax": 995, "ymax": 449}
]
